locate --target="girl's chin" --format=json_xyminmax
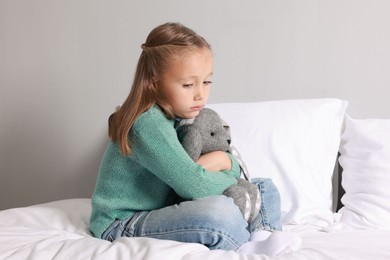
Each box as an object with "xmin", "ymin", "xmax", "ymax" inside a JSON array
[{"xmin": 179, "ymin": 111, "xmax": 200, "ymax": 119}]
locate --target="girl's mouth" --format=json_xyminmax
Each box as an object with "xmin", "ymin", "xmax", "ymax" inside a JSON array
[{"xmin": 191, "ymin": 105, "xmax": 204, "ymax": 111}]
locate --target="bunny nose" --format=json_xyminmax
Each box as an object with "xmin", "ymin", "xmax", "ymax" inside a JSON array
[{"xmin": 227, "ymin": 140, "xmax": 231, "ymax": 145}]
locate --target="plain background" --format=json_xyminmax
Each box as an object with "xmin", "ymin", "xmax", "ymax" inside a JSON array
[{"xmin": 1, "ymin": 0, "xmax": 389, "ymax": 210}]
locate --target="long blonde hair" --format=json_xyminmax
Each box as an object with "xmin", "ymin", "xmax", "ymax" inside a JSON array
[{"xmin": 109, "ymin": 22, "xmax": 211, "ymax": 155}]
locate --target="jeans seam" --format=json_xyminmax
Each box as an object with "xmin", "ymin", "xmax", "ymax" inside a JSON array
[
  {"xmin": 139, "ymin": 227, "xmax": 241, "ymax": 249},
  {"xmin": 250, "ymin": 179, "xmax": 280, "ymax": 232},
  {"xmin": 259, "ymin": 180, "xmax": 269, "ymax": 226}
]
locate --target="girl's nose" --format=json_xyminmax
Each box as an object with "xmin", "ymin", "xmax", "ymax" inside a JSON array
[{"xmin": 195, "ymin": 86, "xmax": 204, "ymax": 100}]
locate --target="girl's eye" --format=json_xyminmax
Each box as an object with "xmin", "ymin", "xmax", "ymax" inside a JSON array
[
  {"xmin": 203, "ymin": 81, "xmax": 212, "ymax": 86},
  {"xmin": 183, "ymin": 84, "xmax": 193, "ymax": 88}
]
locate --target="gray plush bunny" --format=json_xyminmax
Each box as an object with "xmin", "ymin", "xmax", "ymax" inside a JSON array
[{"xmin": 176, "ymin": 108, "xmax": 260, "ymax": 223}]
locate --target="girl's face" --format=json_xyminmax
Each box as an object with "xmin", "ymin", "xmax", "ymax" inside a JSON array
[{"xmin": 159, "ymin": 48, "xmax": 213, "ymax": 119}]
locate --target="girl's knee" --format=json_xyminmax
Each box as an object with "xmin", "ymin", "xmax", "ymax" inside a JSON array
[
  {"xmin": 197, "ymin": 196, "xmax": 247, "ymax": 226},
  {"xmin": 196, "ymin": 195, "xmax": 243, "ymax": 220}
]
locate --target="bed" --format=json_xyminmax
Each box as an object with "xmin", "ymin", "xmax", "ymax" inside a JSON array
[{"xmin": 1, "ymin": 99, "xmax": 390, "ymax": 260}]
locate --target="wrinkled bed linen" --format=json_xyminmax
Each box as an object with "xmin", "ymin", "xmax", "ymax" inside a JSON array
[{"xmin": 0, "ymin": 199, "xmax": 389, "ymax": 260}]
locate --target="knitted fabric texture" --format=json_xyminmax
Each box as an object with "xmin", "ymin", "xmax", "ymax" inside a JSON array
[{"xmin": 89, "ymin": 105, "xmax": 241, "ymax": 238}]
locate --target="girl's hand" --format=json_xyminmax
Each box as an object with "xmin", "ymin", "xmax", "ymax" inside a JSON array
[{"xmin": 196, "ymin": 151, "xmax": 232, "ymax": 172}]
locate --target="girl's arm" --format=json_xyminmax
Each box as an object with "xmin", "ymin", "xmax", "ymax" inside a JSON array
[
  {"xmin": 196, "ymin": 151, "xmax": 232, "ymax": 172},
  {"xmin": 131, "ymin": 107, "xmax": 241, "ymax": 199}
]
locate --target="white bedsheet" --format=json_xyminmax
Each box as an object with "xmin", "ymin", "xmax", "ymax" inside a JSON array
[{"xmin": 0, "ymin": 199, "xmax": 389, "ymax": 260}]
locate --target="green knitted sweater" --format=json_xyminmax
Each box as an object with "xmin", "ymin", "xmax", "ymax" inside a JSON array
[{"xmin": 89, "ymin": 105, "xmax": 240, "ymax": 238}]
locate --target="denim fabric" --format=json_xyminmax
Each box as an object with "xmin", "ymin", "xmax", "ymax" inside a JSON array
[
  {"xmin": 101, "ymin": 178, "xmax": 282, "ymax": 250},
  {"xmin": 248, "ymin": 178, "xmax": 282, "ymax": 233}
]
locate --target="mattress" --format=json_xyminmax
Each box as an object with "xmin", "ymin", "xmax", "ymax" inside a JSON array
[{"xmin": 1, "ymin": 198, "xmax": 389, "ymax": 260}]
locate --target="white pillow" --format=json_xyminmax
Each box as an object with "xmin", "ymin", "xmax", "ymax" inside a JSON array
[
  {"xmin": 338, "ymin": 115, "xmax": 390, "ymax": 229},
  {"xmin": 208, "ymin": 99, "xmax": 348, "ymax": 224}
]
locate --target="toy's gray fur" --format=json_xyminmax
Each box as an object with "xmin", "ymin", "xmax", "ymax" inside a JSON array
[
  {"xmin": 177, "ymin": 108, "xmax": 231, "ymax": 161},
  {"xmin": 224, "ymin": 179, "xmax": 261, "ymax": 222},
  {"xmin": 177, "ymin": 108, "xmax": 260, "ymax": 222}
]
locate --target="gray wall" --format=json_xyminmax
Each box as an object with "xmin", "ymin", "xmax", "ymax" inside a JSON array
[{"xmin": 1, "ymin": 0, "xmax": 390, "ymax": 209}]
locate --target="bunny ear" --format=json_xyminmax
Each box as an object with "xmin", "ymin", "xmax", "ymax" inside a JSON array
[{"xmin": 181, "ymin": 130, "xmax": 203, "ymax": 161}]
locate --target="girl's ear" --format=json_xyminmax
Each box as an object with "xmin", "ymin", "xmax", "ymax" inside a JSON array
[
  {"xmin": 151, "ymin": 77, "xmax": 160, "ymax": 92},
  {"xmin": 152, "ymin": 75, "xmax": 159, "ymax": 85}
]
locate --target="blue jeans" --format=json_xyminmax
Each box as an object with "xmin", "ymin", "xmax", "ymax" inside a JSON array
[{"xmin": 101, "ymin": 178, "xmax": 282, "ymax": 250}]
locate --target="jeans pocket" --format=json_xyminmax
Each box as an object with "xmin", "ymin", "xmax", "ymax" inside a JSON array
[
  {"xmin": 102, "ymin": 212, "xmax": 149, "ymax": 241},
  {"xmin": 101, "ymin": 219, "xmax": 124, "ymax": 241},
  {"xmin": 123, "ymin": 211, "xmax": 148, "ymax": 237}
]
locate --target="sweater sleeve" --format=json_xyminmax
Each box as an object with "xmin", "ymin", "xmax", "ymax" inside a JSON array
[{"xmin": 130, "ymin": 107, "xmax": 240, "ymax": 200}]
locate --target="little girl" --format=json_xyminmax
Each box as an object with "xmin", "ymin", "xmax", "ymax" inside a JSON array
[{"xmin": 89, "ymin": 22, "xmax": 300, "ymax": 256}]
